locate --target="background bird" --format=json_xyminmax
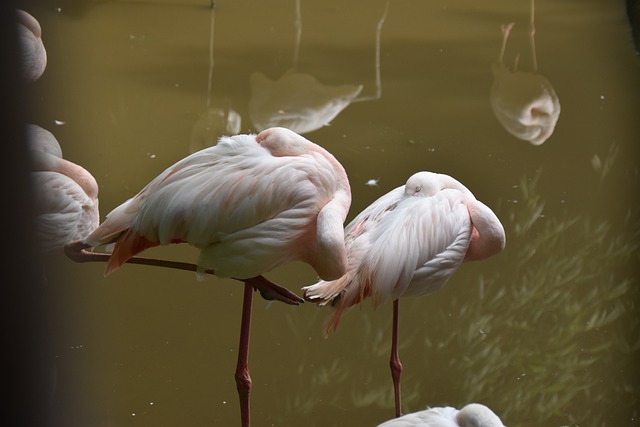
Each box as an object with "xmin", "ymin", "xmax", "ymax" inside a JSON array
[
  {"xmin": 82, "ymin": 126, "xmax": 351, "ymax": 427},
  {"xmin": 17, "ymin": 9, "xmax": 47, "ymax": 83},
  {"xmin": 27, "ymin": 123, "xmax": 100, "ymax": 254},
  {"xmin": 303, "ymin": 171, "xmax": 506, "ymax": 417},
  {"xmin": 375, "ymin": 403, "xmax": 506, "ymax": 427}
]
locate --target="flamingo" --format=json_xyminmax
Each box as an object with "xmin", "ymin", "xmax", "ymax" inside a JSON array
[
  {"xmin": 303, "ymin": 171, "xmax": 506, "ymax": 417},
  {"xmin": 375, "ymin": 403, "xmax": 506, "ymax": 427},
  {"xmin": 27, "ymin": 124, "xmax": 100, "ymax": 254},
  {"xmin": 26, "ymin": 123, "xmax": 99, "ymax": 421},
  {"xmin": 17, "ymin": 9, "xmax": 47, "ymax": 82},
  {"xmin": 80, "ymin": 126, "xmax": 351, "ymax": 427}
]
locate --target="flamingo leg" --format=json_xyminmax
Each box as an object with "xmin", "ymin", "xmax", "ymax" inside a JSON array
[
  {"xmin": 243, "ymin": 275, "xmax": 304, "ymax": 305},
  {"xmin": 235, "ymin": 283, "xmax": 253, "ymax": 427},
  {"xmin": 64, "ymin": 242, "xmax": 304, "ymax": 427},
  {"xmin": 390, "ymin": 298, "xmax": 403, "ymax": 418},
  {"xmin": 64, "ymin": 240, "xmax": 303, "ymax": 305}
]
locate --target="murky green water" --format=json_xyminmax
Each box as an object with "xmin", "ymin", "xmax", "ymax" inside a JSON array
[{"xmin": 24, "ymin": 0, "xmax": 639, "ymax": 426}]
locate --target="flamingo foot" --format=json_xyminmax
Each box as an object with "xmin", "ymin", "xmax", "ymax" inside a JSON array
[{"xmin": 242, "ymin": 275, "xmax": 304, "ymax": 305}]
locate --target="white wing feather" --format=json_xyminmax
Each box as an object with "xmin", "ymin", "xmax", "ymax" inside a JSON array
[{"xmin": 359, "ymin": 189, "xmax": 472, "ymax": 305}]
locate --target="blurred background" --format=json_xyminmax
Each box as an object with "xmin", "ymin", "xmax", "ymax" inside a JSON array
[{"xmin": 12, "ymin": 0, "xmax": 640, "ymax": 426}]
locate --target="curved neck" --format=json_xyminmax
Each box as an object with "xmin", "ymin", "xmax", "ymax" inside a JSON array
[
  {"xmin": 312, "ymin": 147, "xmax": 351, "ymax": 280},
  {"xmin": 465, "ymin": 200, "xmax": 506, "ymax": 262}
]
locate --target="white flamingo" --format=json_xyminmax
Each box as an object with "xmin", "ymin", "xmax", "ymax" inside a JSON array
[
  {"xmin": 27, "ymin": 124, "xmax": 99, "ymax": 254},
  {"xmin": 303, "ymin": 171, "xmax": 506, "ymax": 417},
  {"xmin": 80, "ymin": 126, "xmax": 351, "ymax": 427},
  {"xmin": 376, "ymin": 403, "xmax": 506, "ymax": 427},
  {"xmin": 17, "ymin": 9, "xmax": 47, "ymax": 82}
]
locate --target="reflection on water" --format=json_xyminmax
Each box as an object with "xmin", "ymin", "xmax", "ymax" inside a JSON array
[
  {"xmin": 489, "ymin": 0, "xmax": 560, "ymax": 146},
  {"xmin": 249, "ymin": 0, "xmax": 388, "ymax": 135},
  {"xmin": 22, "ymin": 0, "xmax": 639, "ymax": 426},
  {"xmin": 189, "ymin": 5, "xmax": 241, "ymax": 153}
]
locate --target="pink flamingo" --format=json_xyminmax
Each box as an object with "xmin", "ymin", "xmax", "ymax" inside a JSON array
[
  {"xmin": 17, "ymin": 9, "xmax": 47, "ymax": 82},
  {"xmin": 303, "ymin": 171, "xmax": 506, "ymax": 418},
  {"xmin": 27, "ymin": 124, "xmax": 99, "ymax": 254},
  {"xmin": 73, "ymin": 126, "xmax": 351, "ymax": 427}
]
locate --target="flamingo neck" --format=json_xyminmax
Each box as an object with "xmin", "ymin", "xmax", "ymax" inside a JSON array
[{"xmin": 464, "ymin": 201, "xmax": 506, "ymax": 262}]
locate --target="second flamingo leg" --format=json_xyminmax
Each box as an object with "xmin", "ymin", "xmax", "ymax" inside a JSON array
[
  {"xmin": 235, "ymin": 283, "xmax": 253, "ymax": 427},
  {"xmin": 390, "ymin": 298, "xmax": 403, "ymax": 418}
]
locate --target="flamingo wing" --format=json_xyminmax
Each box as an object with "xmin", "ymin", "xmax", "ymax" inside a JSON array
[
  {"xmin": 304, "ymin": 187, "xmax": 473, "ymax": 335},
  {"xmin": 357, "ymin": 189, "xmax": 472, "ymax": 305}
]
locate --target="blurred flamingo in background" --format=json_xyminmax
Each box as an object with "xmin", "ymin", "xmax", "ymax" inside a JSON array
[
  {"xmin": 375, "ymin": 403, "xmax": 506, "ymax": 427},
  {"xmin": 78, "ymin": 126, "xmax": 351, "ymax": 427},
  {"xmin": 489, "ymin": 0, "xmax": 560, "ymax": 146},
  {"xmin": 27, "ymin": 124, "xmax": 100, "ymax": 255},
  {"xmin": 303, "ymin": 171, "xmax": 505, "ymax": 418},
  {"xmin": 17, "ymin": 9, "xmax": 47, "ymax": 83}
]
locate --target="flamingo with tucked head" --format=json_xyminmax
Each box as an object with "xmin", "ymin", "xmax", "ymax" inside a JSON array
[
  {"xmin": 17, "ymin": 9, "xmax": 47, "ymax": 82},
  {"xmin": 82, "ymin": 126, "xmax": 351, "ymax": 427},
  {"xmin": 27, "ymin": 124, "xmax": 99, "ymax": 254},
  {"xmin": 303, "ymin": 171, "xmax": 506, "ymax": 417}
]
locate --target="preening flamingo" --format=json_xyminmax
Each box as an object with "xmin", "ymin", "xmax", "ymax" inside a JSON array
[
  {"xmin": 27, "ymin": 124, "xmax": 99, "ymax": 254},
  {"xmin": 81, "ymin": 126, "xmax": 351, "ymax": 427},
  {"xmin": 303, "ymin": 171, "xmax": 506, "ymax": 417},
  {"xmin": 17, "ymin": 9, "xmax": 47, "ymax": 83},
  {"xmin": 375, "ymin": 403, "xmax": 506, "ymax": 427}
]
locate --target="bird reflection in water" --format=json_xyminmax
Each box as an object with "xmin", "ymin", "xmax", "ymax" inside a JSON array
[
  {"xmin": 189, "ymin": 2, "xmax": 241, "ymax": 154},
  {"xmin": 249, "ymin": 0, "xmax": 388, "ymax": 134},
  {"xmin": 489, "ymin": 0, "xmax": 560, "ymax": 146}
]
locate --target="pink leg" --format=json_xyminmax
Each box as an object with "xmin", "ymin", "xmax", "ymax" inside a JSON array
[
  {"xmin": 235, "ymin": 284, "xmax": 253, "ymax": 427},
  {"xmin": 64, "ymin": 240, "xmax": 303, "ymax": 305},
  {"xmin": 390, "ymin": 299, "xmax": 403, "ymax": 417}
]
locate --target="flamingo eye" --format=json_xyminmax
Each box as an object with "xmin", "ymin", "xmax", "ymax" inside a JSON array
[{"xmin": 415, "ymin": 185, "xmax": 422, "ymax": 193}]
